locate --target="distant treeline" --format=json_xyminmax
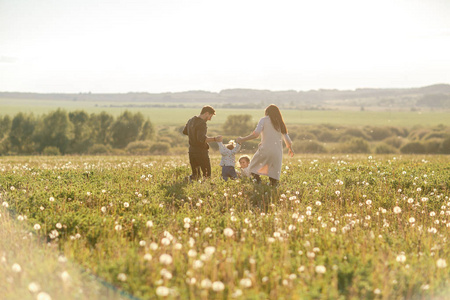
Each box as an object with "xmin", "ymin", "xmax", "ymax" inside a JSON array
[
  {"xmin": 1, "ymin": 110, "xmax": 449, "ymax": 155},
  {"xmin": 0, "ymin": 109, "xmax": 154, "ymax": 155},
  {"xmin": 2, "ymin": 84, "xmax": 450, "ymax": 110}
]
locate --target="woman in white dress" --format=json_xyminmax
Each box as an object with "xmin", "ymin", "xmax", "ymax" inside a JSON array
[{"xmin": 236, "ymin": 104, "xmax": 294, "ymax": 186}]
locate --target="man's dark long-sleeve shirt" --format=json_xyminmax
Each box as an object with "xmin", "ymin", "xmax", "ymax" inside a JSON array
[{"xmin": 183, "ymin": 116, "xmax": 209, "ymax": 152}]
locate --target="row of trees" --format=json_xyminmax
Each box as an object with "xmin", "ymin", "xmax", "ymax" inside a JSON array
[
  {"xmin": 1, "ymin": 110, "xmax": 449, "ymax": 155},
  {"xmin": 0, "ymin": 110, "xmax": 154, "ymax": 155}
]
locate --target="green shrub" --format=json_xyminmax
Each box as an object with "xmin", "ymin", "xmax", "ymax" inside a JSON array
[
  {"xmin": 366, "ymin": 127, "xmax": 393, "ymax": 141},
  {"xmin": 317, "ymin": 129, "xmax": 338, "ymax": 142},
  {"xmin": 343, "ymin": 128, "xmax": 371, "ymax": 141},
  {"xmin": 297, "ymin": 141, "xmax": 327, "ymax": 154},
  {"xmin": 423, "ymin": 131, "xmax": 448, "ymax": 140},
  {"xmin": 295, "ymin": 132, "xmax": 317, "ymax": 141},
  {"xmin": 339, "ymin": 138, "xmax": 370, "ymax": 153},
  {"xmin": 126, "ymin": 141, "xmax": 151, "ymax": 154},
  {"xmin": 408, "ymin": 129, "xmax": 430, "ymax": 141},
  {"xmin": 389, "ymin": 126, "xmax": 409, "ymax": 137},
  {"xmin": 441, "ymin": 137, "xmax": 450, "ymax": 154},
  {"xmin": 383, "ymin": 136, "xmax": 404, "ymax": 148},
  {"xmin": 375, "ymin": 143, "xmax": 398, "ymax": 154},
  {"xmin": 149, "ymin": 142, "xmax": 170, "ymax": 154},
  {"xmin": 88, "ymin": 144, "xmax": 111, "ymax": 155},
  {"xmin": 400, "ymin": 142, "xmax": 426, "ymax": 154},
  {"xmin": 424, "ymin": 139, "xmax": 442, "ymax": 154},
  {"xmin": 42, "ymin": 146, "xmax": 61, "ymax": 156}
]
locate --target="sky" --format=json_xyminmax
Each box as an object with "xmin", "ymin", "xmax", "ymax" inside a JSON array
[{"xmin": 1, "ymin": 0, "xmax": 449, "ymax": 93}]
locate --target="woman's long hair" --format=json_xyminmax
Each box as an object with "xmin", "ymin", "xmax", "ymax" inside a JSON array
[{"xmin": 265, "ymin": 104, "xmax": 287, "ymax": 134}]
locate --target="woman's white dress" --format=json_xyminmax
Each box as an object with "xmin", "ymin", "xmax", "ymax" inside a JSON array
[{"xmin": 248, "ymin": 116, "xmax": 292, "ymax": 180}]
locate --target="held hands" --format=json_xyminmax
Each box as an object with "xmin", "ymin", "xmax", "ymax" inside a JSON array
[
  {"xmin": 236, "ymin": 137, "xmax": 242, "ymax": 144},
  {"xmin": 215, "ymin": 135, "xmax": 223, "ymax": 142}
]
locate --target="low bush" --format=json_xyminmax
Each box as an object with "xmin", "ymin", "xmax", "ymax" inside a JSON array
[
  {"xmin": 375, "ymin": 143, "xmax": 398, "ymax": 154},
  {"xmin": 383, "ymin": 136, "xmax": 404, "ymax": 149},
  {"xmin": 149, "ymin": 142, "xmax": 170, "ymax": 154},
  {"xmin": 366, "ymin": 126, "xmax": 393, "ymax": 141},
  {"xmin": 440, "ymin": 137, "xmax": 450, "ymax": 154},
  {"xmin": 88, "ymin": 143, "xmax": 111, "ymax": 155},
  {"xmin": 424, "ymin": 139, "xmax": 442, "ymax": 154},
  {"xmin": 126, "ymin": 141, "xmax": 152, "ymax": 154},
  {"xmin": 338, "ymin": 138, "xmax": 370, "ymax": 153},
  {"xmin": 343, "ymin": 128, "xmax": 371, "ymax": 141},
  {"xmin": 297, "ymin": 141, "xmax": 327, "ymax": 154},
  {"xmin": 42, "ymin": 146, "xmax": 61, "ymax": 156},
  {"xmin": 400, "ymin": 142, "xmax": 426, "ymax": 154}
]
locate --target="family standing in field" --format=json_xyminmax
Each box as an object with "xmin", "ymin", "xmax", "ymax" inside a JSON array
[{"xmin": 183, "ymin": 104, "xmax": 295, "ymax": 186}]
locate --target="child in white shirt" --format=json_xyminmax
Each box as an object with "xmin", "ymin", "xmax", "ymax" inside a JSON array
[
  {"xmin": 238, "ymin": 155, "xmax": 251, "ymax": 178},
  {"xmin": 217, "ymin": 140, "xmax": 241, "ymax": 181}
]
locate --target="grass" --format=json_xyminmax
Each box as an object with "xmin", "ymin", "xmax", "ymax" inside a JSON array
[
  {"xmin": 1, "ymin": 99, "xmax": 450, "ymax": 127},
  {"xmin": 0, "ymin": 154, "xmax": 449, "ymax": 299},
  {"xmin": 0, "ymin": 205, "xmax": 129, "ymax": 300}
]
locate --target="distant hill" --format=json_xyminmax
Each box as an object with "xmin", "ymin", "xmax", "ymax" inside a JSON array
[{"xmin": 1, "ymin": 84, "xmax": 450, "ymax": 110}]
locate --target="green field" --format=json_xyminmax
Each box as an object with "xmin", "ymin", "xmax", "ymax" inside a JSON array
[
  {"xmin": 1, "ymin": 154, "xmax": 449, "ymax": 299},
  {"xmin": 1, "ymin": 99, "xmax": 449, "ymax": 127}
]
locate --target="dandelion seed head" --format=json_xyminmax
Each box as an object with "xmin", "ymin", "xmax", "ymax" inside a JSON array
[
  {"xmin": 28, "ymin": 282, "xmax": 40, "ymax": 293},
  {"xmin": 204, "ymin": 246, "xmax": 216, "ymax": 256},
  {"xmin": 117, "ymin": 273, "xmax": 127, "ymax": 281},
  {"xmin": 239, "ymin": 278, "xmax": 252, "ymax": 288},
  {"xmin": 12, "ymin": 263, "xmax": 22, "ymax": 273},
  {"xmin": 224, "ymin": 228, "xmax": 234, "ymax": 237},
  {"xmin": 212, "ymin": 281, "xmax": 225, "ymax": 292},
  {"xmin": 396, "ymin": 254, "xmax": 406, "ymax": 263},
  {"xmin": 156, "ymin": 286, "xmax": 170, "ymax": 297},
  {"xmin": 60, "ymin": 271, "xmax": 71, "ymax": 283},
  {"xmin": 159, "ymin": 254, "xmax": 173, "ymax": 265},
  {"xmin": 436, "ymin": 258, "xmax": 447, "ymax": 268},
  {"xmin": 201, "ymin": 278, "xmax": 212, "ymax": 289},
  {"xmin": 36, "ymin": 292, "xmax": 52, "ymax": 300},
  {"xmin": 193, "ymin": 260, "xmax": 204, "ymax": 269},
  {"xmin": 315, "ymin": 265, "xmax": 326, "ymax": 274}
]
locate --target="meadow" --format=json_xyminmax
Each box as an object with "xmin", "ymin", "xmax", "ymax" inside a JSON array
[
  {"xmin": 1, "ymin": 98, "xmax": 450, "ymax": 127},
  {"xmin": 1, "ymin": 154, "xmax": 449, "ymax": 299}
]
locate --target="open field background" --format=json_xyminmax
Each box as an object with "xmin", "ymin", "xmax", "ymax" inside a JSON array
[
  {"xmin": 1, "ymin": 154, "xmax": 449, "ymax": 299},
  {"xmin": 1, "ymin": 99, "xmax": 450, "ymax": 127}
]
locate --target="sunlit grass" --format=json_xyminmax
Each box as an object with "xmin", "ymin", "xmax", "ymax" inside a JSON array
[
  {"xmin": 0, "ymin": 205, "xmax": 128, "ymax": 300},
  {"xmin": 0, "ymin": 154, "xmax": 449, "ymax": 299}
]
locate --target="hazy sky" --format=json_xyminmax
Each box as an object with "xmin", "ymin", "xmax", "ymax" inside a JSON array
[{"xmin": 1, "ymin": 0, "xmax": 449, "ymax": 93}]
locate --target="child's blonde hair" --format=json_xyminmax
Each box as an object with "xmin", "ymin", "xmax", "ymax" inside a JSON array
[
  {"xmin": 226, "ymin": 140, "xmax": 236, "ymax": 150},
  {"xmin": 239, "ymin": 155, "xmax": 250, "ymax": 163}
]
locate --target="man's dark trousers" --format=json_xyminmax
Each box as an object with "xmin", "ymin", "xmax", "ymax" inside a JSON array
[{"xmin": 189, "ymin": 150, "xmax": 211, "ymax": 181}]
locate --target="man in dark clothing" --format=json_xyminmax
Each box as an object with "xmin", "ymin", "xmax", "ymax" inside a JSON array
[{"xmin": 183, "ymin": 105, "xmax": 222, "ymax": 181}]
